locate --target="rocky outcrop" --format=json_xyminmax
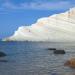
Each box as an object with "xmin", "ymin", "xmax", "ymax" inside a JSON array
[{"xmin": 2, "ymin": 7, "xmax": 75, "ymax": 42}]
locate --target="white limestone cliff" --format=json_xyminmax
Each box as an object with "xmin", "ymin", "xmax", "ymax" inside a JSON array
[{"xmin": 2, "ymin": 7, "xmax": 75, "ymax": 42}]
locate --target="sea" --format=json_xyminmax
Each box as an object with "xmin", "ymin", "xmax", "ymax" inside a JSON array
[{"xmin": 0, "ymin": 41, "xmax": 75, "ymax": 75}]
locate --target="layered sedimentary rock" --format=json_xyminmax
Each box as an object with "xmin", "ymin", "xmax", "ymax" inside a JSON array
[{"xmin": 2, "ymin": 7, "xmax": 75, "ymax": 42}]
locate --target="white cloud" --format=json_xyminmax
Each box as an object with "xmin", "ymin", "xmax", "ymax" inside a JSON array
[
  {"xmin": 0, "ymin": 1, "xmax": 75, "ymax": 10},
  {"xmin": 2, "ymin": 2, "xmax": 18, "ymax": 9},
  {"xmin": 20, "ymin": 1, "xmax": 73, "ymax": 10}
]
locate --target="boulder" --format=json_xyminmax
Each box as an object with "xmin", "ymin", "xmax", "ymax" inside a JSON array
[
  {"xmin": 64, "ymin": 58, "xmax": 75, "ymax": 68},
  {"xmin": 53, "ymin": 50, "xmax": 65, "ymax": 54},
  {"xmin": 47, "ymin": 48, "xmax": 56, "ymax": 50},
  {"xmin": 0, "ymin": 52, "xmax": 6, "ymax": 57}
]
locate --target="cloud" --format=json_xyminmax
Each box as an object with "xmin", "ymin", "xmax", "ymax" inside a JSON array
[
  {"xmin": 2, "ymin": 2, "xmax": 16, "ymax": 9},
  {"xmin": 20, "ymin": 1, "xmax": 74, "ymax": 10},
  {"xmin": 0, "ymin": 0, "xmax": 75, "ymax": 10}
]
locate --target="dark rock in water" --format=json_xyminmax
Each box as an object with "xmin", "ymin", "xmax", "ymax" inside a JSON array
[
  {"xmin": 47, "ymin": 48, "xmax": 56, "ymax": 50},
  {"xmin": 0, "ymin": 52, "xmax": 6, "ymax": 57},
  {"xmin": 53, "ymin": 50, "xmax": 65, "ymax": 54}
]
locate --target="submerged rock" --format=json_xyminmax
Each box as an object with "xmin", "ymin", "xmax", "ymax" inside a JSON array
[
  {"xmin": 0, "ymin": 52, "xmax": 6, "ymax": 57},
  {"xmin": 64, "ymin": 58, "xmax": 75, "ymax": 68},
  {"xmin": 53, "ymin": 50, "xmax": 65, "ymax": 54},
  {"xmin": 51, "ymin": 73, "xmax": 58, "ymax": 75},
  {"xmin": 0, "ymin": 60, "xmax": 8, "ymax": 62}
]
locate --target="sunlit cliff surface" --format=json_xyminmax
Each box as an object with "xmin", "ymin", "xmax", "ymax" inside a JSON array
[{"xmin": 2, "ymin": 7, "xmax": 75, "ymax": 42}]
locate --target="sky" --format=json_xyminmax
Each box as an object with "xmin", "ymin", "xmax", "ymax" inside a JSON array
[{"xmin": 0, "ymin": 0, "xmax": 75, "ymax": 39}]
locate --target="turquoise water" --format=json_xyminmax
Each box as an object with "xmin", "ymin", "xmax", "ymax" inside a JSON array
[{"xmin": 0, "ymin": 42, "xmax": 75, "ymax": 75}]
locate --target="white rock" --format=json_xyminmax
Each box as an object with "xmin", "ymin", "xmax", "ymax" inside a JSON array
[{"xmin": 2, "ymin": 7, "xmax": 75, "ymax": 42}]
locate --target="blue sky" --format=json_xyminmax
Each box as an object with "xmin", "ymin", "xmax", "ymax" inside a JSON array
[{"xmin": 0, "ymin": 0, "xmax": 75, "ymax": 39}]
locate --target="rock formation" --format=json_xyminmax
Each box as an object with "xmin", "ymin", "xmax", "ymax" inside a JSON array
[{"xmin": 2, "ymin": 7, "xmax": 75, "ymax": 42}]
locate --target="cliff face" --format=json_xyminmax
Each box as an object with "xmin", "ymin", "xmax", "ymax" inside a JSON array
[{"xmin": 2, "ymin": 7, "xmax": 75, "ymax": 42}]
